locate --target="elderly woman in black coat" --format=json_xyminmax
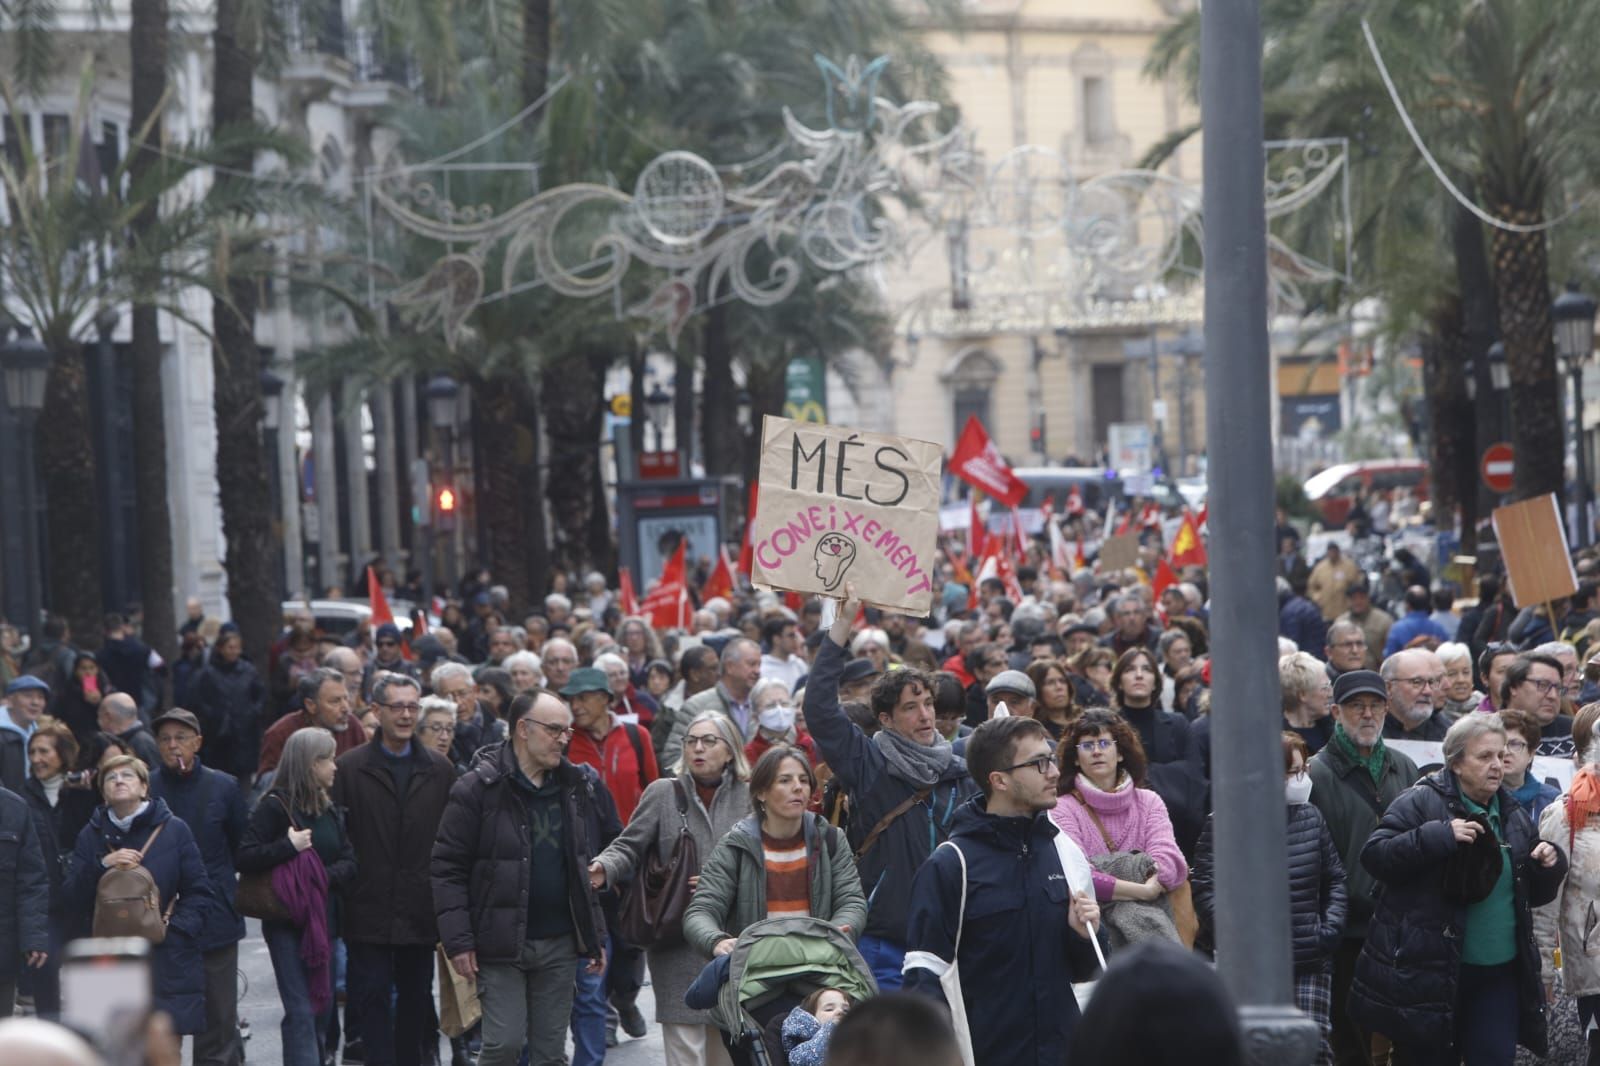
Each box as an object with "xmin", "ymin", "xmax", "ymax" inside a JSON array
[{"xmin": 1349, "ymin": 714, "xmax": 1566, "ymax": 1065}]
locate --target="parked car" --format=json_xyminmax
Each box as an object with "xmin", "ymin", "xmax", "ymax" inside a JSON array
[
  {"xmin": 1009, "ymin": 467, "xmax": 1125, "ymax": 534},
  {"xmin": 280, "ymin": 599, "xmax": 431, "ymax": 639},
  {"xmin": 1303, "ymin": 459, "xmax": 1429, "ymax": 527}
]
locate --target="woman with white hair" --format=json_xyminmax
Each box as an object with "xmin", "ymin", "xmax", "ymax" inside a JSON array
[
  {"xmin": 596, "ymin": 651, "xmax": 660, "ymax": 727},
  {"xmin": 744, "ymin": 677, "xmax": 818, "ymax": 771},
  {"xmin": 1281, "ymin": 651, "xmax": 1334, "ymax": 755},
  {"xmin": 1436, "ymin": 642, "xmax": 1483, "ymax": 723},
  {"xmin": 500, "ymin": 650, "xmax": 543, "ymax": 694},
  {"xmin": 618, "ymin": 617, "xmax": 665, "ymax": 688},
  {"xmin": 850, "ymin": 628, "xmax": 892, "ymax": 673},
  {"xmin": 588, "ymin": 711, "xmax": 751, "ymax": 1066}
]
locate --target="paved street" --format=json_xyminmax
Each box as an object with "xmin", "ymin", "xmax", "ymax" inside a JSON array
[{"xmin": 237, "ymin": 920, "xmax": 666, "ymax": 1065}]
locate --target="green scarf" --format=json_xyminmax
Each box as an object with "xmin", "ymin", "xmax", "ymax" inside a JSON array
[{"xmin": 1332, "ymin": 722, "xmax": 1387, "ymax": 785}]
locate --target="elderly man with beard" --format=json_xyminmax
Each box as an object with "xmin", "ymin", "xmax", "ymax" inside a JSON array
[
  {"xmin": 1308, "ymin": 670, "xmax": 1420, "ymax": 1066},
  {"xmin": 1379, "ymin": 648, "xmax": 1451, "ymax": 742},
  {"xmin": 803, "ymin": 582, "xmax": 979, "ymax": 992}
]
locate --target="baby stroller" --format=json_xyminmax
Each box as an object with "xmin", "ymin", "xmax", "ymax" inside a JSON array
[{"xmin": 708, "ymin": 916, "xmax": 878, "ymax": 1066}]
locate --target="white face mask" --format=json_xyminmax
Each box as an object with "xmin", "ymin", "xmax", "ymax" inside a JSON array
[
  {"xmin": 1285, "ymin": 774, "xmax": 1313, "ymax": 806},
  {"xmin": 759, "ymin": 703, "xmax": 797, "ymax": 733}
]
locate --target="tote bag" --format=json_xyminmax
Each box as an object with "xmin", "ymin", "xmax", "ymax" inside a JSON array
[{"xmin": 935, "ymin": 841, "xmax": 976, "ymax": 1066}]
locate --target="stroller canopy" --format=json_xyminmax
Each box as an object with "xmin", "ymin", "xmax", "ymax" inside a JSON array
[{"xmin": 711, "ymin": 915, "xmax": 878, "ymax": 1038}]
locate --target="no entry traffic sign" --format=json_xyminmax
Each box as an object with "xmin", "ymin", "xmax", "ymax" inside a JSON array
[{"xmin": 1481, "ymin": 443, "xmax": 1514, "ymax": 493}]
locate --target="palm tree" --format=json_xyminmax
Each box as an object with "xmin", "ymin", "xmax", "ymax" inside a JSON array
[{"xmin": 0, "ymin": 72, "xmax": 232, "ymax": 646}]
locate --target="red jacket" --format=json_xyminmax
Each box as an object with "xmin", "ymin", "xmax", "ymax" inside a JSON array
[
  {"xmin": 567, "ymin": 716, "xmax": 660, "ymax": 824},
  {"xmin": 942, "ymin": 653, "xmax": 974, "ymax": 688}
]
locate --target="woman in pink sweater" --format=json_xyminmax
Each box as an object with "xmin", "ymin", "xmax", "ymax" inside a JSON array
[{"xmin": 1050, "ymin": 708, "xmax": 1189, "ymax": 903}]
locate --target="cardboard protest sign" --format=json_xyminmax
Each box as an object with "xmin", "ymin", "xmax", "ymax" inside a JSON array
[
  {"xmin": 749, "ymin": 416, "xmax": 943, "ymax": 614},
  {"xmin": 1098, "ymin": 533, "xmax": 1141, "ymax": 572},
  {"xmin": 1387, "ymin": 738, "xmax": 1572, "ymax": 793},
  {"xmin": 1491, "ymin": 494, "xmax": 1577, "ymax": 608}
]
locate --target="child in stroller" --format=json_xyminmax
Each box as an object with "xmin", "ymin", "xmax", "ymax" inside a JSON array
[{"xmin": 781, "ymin": 987, "xmax": 854, "ymax": 1066}]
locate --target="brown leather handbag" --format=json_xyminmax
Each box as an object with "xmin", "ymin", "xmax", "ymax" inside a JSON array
[
  {"xmin": 617, "ymin": 778, "xmax": 699, "ymax": 947},
  {"xmin": 236, "ymin": 797, "xmax": 296, "ymax": 923},
  {"xmin": 93, "ymin": 822, "xmax": 176, "ymax": 944}
]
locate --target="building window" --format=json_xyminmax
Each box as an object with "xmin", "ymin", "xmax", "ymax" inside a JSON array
[
  {"xmin": 953, "ymin": 386, "xmax": 990, "ymax": 438},
  {"xmin": 1082, "ymin": 76, "xmax": 1113, "ymax": 146},
  {"xmin": 941, "ymin": 346, "xmax": 1001, "ymax": 440}
]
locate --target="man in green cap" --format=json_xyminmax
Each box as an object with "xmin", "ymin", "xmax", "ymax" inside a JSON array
[{"xmin": 560, "ymin": 665, "xmax": 659, "ymax": 1045}]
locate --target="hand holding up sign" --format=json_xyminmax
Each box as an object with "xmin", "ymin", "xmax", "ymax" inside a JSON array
[{"xmin": 830, "ymin": 582, "xmax": 862, "ymax": 648}]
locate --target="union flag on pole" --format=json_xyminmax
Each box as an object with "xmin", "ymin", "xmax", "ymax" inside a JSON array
[
  {"xmin": 1152, "ymin": 556, "xmax": 1179, "ymax": 602},
  {"xmin": 737, "ymin": 481, "xmax": 759, "ymax": 577},
  {"xmin": 618, "ymin": 566, "xmax": 641, "ymax": 616},
  {"xmin": 1170, "ymin": 511, "xmax": 1208, "ymax": 569},
  {"xmin": 950, "ymin": 416, "xmax": 1028, "ymax": 507},
  {"xmin": 702, "ymin": 545, "xmax": 735, "ymax": 602},
  {"xmin": 366, "ymin": 566, "xmax": 394, "ymax": 625},
  {"xmin": 641, "ymin": 540, "xmax": 692, "ymax": 629}
]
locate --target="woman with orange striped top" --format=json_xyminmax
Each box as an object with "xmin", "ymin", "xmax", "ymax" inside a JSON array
[{"xmin": 684, "ymin": 746, "xmax": 868, "ymax": 960}]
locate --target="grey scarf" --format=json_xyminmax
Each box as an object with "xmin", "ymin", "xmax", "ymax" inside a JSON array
[{"xmin": 873, "ymin": 728, "xmax": 955, "ymax": 788}]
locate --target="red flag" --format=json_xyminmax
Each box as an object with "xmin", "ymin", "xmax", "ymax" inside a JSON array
[
  {"xmin": 969, "ymin": 497, "xmax": 986, "ymax": 558},
  {"xmin": 1140, "ymin": 502, "xmax": 1162, "ymax": 529},
  {"xmin": 950, "ymin": 416, "xmax": 1027, "ymax": 507},
  {"xmin": 993, "ymin": 550, "xmax": 1026, "ymax": 603},
  {"xmin": 738, "ymin": 481, "xmax": 759, "ymax": 577},
  {"xmin": 703, "ymin": 546, "xmax": 735, "ymax": 601},
  {"xmin": 641, "ymin": 540, "xmax": 691, "ymax": 629},
  {"xmin": 1010, "ymin": 506, "xmax": 1029, "ymax": 560},
  {"xmin": 618, "ymin": 566, "xmax": 641, "ymax": 616},
  {"xmin": 1114, "ymin": 507, "xmax": 1134, "ymax": 536},
  {"xmin": 784, "ymin": 590, "xmax": 805, "ymax": 613},
  {"xmin": 366, "ymin": 566, "xmax": 394, "ymax": 625},
  {"xmin": 410, "ymin": 608, "xmax": 428, "ymax": 638},
  {"xmin": 1170, "ymin": 512, "xmax": 1208, "ymax": 569},
  {"xmin": 1152, "ymin": 556, "xmax": 1179, "ymax": 601}
]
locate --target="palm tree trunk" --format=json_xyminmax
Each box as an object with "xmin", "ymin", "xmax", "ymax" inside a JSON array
[
  {"xmin": 1453, "ymin": 201, "xmax": 1497, "ymax": 552},
  {"xmin": 38, "ymin": 340, "xmax": 104, "ymax": 646},
  {"xmin": 212, "ymin": 0, "xmax": 275, "ymax": 673},
  {"xmin": 129, "ymin": 0, "xmax": 176, "ymax": 666},
  {"xmin": 700, "ymin": 302, "xmax": 740, "ymax": 475},
  {"xmin": 542, "ymin": 346, "xmax": 608, "ymax": 577},
  {"xmin": 1491, "ymin": 208, "xmax": 1564, "ymax": 502},
  {"xmin": 471, "ymin": 376, "xmax": 534, "ymax": 605},
  {"xmin": 1422, "ymin": 300, "xmax": 1473, "ymax": 543}
]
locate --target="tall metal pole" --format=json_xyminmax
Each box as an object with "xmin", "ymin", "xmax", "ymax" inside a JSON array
[
  {"xmin": 1573, "ymin": 362, "xmax": 1589, "ymax": 548},
  {"xmin": 1201, "ymin": 1, "xmax": 1318, "ymax": 1061}
]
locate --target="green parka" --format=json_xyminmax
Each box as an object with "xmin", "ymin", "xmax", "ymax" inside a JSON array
[
  {"xmin": 1307, "ymin": 735, "xmax": 1420, "ymax": 938},
  {"xmin": 683, "ymin": 813, "xmax": 868, "ymax": 958}
]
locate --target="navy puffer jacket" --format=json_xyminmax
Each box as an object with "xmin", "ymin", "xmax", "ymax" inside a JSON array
[
  {"xmin": 64, "ymin": 798, "xmax": 215, "ymax": 1034},
  {"xmin": 148, "ymin": 759, "xmax": 248, "ymax": 950},
  {"xmin": 1192, "ymin": 802, "xmax": 1348, "ymax": 972},
  {"xmin": 1348, "ymin": 769, "xmax": 1566, "ymax": 1055}
]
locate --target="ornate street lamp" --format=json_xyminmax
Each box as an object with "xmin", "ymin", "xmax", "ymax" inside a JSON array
[
  {"xmin": 260, "ymin": 368, "xmax": 285, "ymax": 432},
  {"xmin": 0, "ymin": 324, "xmax": 51, "ymax": 647},
  {"xmin": 1554, "ymin": 282, "xmax": 1598, "ymax": 546},
  {"xmin": 425, "ymin": 373, "xmax": 460, "ymax": 432}
]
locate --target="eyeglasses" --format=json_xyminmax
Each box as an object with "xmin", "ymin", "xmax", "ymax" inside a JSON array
[
  {"xmin": 1002, "ymin": 754, "xmax": 1056, "ymax": 776},
  {"xmin": 1524, "ymin": 679, "xmax": 1561, "ymax": 695},
  {"xmin": 1504, "ymin": 740, "xmax": 1529, "ymax": 754},
  {"xmin": 423, "ymin": 723, "xmax": 456, "ymax": 736},
  {"xmin": 378, "ymin": 702, "xmax": 422, "ymax": 714},
  {"xmin": 1395, "ymin": 675, "xmax": 1443, "ymax": 689},
  {"xmin": 684, "ymin": 735, "xmax": 724, "ymax": 750},
  {"xmin": 1076, "ymin": 738, "xmax": 1116, "ymax": 754},
  {"xmin": 525, "ymin": 720, "xmax": 575, "ymax": 739}
]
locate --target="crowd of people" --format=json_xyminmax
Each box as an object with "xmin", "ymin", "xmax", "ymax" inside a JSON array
[{"xmin": 7, "ymin": 491, "xmax": 1600, "ymax": 1066}]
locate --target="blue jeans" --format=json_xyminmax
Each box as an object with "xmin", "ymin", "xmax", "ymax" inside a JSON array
[
  {"xmin": 856, "ymin": 936, "xmax": 905, "ymax": 992},
  {"xmin": 569, "ymin": 951, "xmax": 609, "ymax": 1066},
  {"xmin": 263, "ymin": 920, "xmax": 331, "ymax": 1066}
]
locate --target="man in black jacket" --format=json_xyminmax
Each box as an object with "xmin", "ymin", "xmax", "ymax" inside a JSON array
[
  {"xmin": 0, "ymin": 784, "xmax": 48, "ymax": 1018},
  {"xmin": 432, "ymin": 689, "xmax": 616, "ymax": 1066},
  {"xmin": 903, "ymin": 716, "xmax": 1100, "ymax": 1066},
  {"xmin": 332, "ymin": 672, "xmax": 454, "ymax": 1066},
  {"xmin": 146, "ymin": 708, "xmax": 248, "ymax": 1066}
]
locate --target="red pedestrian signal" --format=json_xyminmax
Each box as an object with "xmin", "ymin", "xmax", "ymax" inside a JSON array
[{"xmin": 437, "ymin": 486, "xmax": 456, "ymax": 512}]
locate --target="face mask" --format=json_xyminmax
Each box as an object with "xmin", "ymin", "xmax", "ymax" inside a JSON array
[
  {"xmin": 759, "ymin": 703, "xmax": 796, "ymax": 733},
  {"xmin": 1285, "ymin": 774, "xmax": 1313, "ymax": 806}
]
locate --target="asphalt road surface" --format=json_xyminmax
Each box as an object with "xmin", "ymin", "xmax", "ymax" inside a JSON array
[{"xmin": 236, "ymin": 920, "xmax": 666, "ymax": 1065}]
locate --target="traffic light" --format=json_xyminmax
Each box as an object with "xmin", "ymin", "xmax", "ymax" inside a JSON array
[{"xmin": 435, "ymin": 484, "xmax": 457, "ymax": 531}]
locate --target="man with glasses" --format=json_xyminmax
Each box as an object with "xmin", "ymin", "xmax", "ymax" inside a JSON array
[
  {"xmin": 1324, "ymin": 621, "xmax": 1370, "ymax": 680},
  {"xmin": 146, "ymin": 707, "xmax": 248, "ymax": 1066},
  {"xmin": 432, "ymin": 689, "xmax": 616, "ymax": 1066},
  {"xmin": 904, "ymin": 716, "xmax": 1100, "ymax": 1066},
  {"xmin": 1336, "ymin": 582, "xmax": 1393, "ymax": 671},
  {"xmin": 1308, "ymin": 669, "xmax": 1420, "ymax": 1066},
  {"xmin": 1379, "ymin": 648, "xmax": 1451, "ymax": 741},
  {"xmin": 429, "ymin": 661, "xmax": 498, "ymax": 769},
  {"xmin": 334, "ymin": 673, "xmax": 454, "ymax": 1066},
  {"xmin": 1500, "ymin": 652, "xmax": 1573, "ymax": 757}
]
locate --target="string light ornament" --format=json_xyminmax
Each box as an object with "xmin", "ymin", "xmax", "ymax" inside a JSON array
[{"xmin": 374, "ymin": 56, "xmax": 1351, "ymax": 350}]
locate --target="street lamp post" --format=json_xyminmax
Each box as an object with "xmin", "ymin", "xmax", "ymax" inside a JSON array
[
  {"xmin": 1201, "ymin": 0, "xmax": 1318, "ymax": 1058},
  {"xmin": 0, "ymin": 326, "xmax": 52, "ymax": 649},
  {"xmin": 425, "ymin": 374, "xmax": 460, "ymax": 589},
  {"xmin": 1554, "ymin": 282, "xmax": 1598, "ymax": 547},
  {"xmin": 260, "ymin": 368, "xmax": 287, "ymax": 598}
]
